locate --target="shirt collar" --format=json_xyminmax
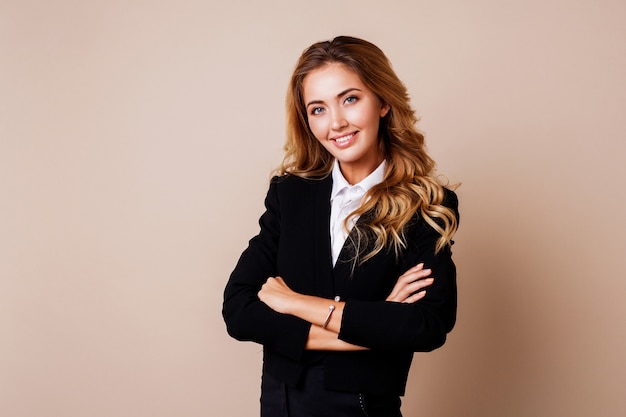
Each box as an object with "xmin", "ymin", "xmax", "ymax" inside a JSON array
[{"xmin": 331, "ymin": 159, "xmax": 387, "ymax": 200}]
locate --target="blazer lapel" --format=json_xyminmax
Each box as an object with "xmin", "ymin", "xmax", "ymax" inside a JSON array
[
  {"xmin": 332, "ymin": 209, "xmax": 376, "ymax": 297},
  {"xmin": 313, "ymin": 177, "xmax": 335, "ymax": 298},
  {"xmin": 312, "ymin": 178, "xmax": 375, "ymax": 300}
]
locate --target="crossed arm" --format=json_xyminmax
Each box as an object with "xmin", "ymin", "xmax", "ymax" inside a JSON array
[{"xmin": 258, "ymin": 263, "xmax": 434, "ymax": 351}]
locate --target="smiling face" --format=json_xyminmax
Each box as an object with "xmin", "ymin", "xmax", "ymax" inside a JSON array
[{"xmin": 302, "ymin": 63, "xmax": 390, "ymax": 184}]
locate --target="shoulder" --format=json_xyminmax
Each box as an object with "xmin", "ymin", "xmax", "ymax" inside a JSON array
[
  {"xmin": 406, "ymin": 187, "xmax": 459, "ymax": 230},
  {"xmin": 265, "ymin": 174, "xmax": 332, "ymax": 212},
  {"xmin": 432, "ymin": 188, "xmax": 460, "ymax": 225},
  {"xmin": 442, "ymin": 188, "xmax": 459, "ymax": 213},
  {"xmin": 271, "ymin": 173, "xmax": 329, "ymax": 184},
  {"xmin": 270, "ymin": 173, "xmax": 331, "ymax": 194}
]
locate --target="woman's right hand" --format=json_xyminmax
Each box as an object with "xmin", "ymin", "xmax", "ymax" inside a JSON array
[{"xmin": 386, "ymin": 263, "xmax": 434, "ymax": 303}]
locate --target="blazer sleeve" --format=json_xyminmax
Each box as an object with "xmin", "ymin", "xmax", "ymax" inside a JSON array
[
  {"xmin": 339, "ymin": 190, "xmax": 459, "ymax": 352},
  {"xmin": 222, "ymin": 178, "xmax": 311, "ymax": 362}
]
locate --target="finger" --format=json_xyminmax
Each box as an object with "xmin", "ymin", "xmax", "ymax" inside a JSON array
[
  {"xmin": 389, "ymin": 278, "xmax": 434, "ymax": 302},
  {"xmin": 408, "ymin": 263, "xmax": 424, "ymax": 272},
  {"xmin": 403, "ymin": 290, "xmax": 427, "ymax": 304},
  {"xmin": 408, "ymin": 268, "xmax": 432, "ymax": 280},
  {"xmin": 400, "ymin": 263, "xmax": 424, "ymax": 278},
  {"xmin": 392, "ymin": 271, "xmax": 432, "ymax": 298},
  {"xmin": 398, "ymin": 268, "xmax": 432, "ymax": 283},
  {"xmin": 387, "ymin": 265, "xmax": 432, "ymax": 302},
  {"xmin": 414, "ymin": 277, "xmax": 434, "ymax": 289},
  {"xmin": 405, "ymin": 277, "xmax": 434, "ymax": 294},
  {"xmin": 389, "ymin": 270, "xmax": 432, "ymax": 295}
]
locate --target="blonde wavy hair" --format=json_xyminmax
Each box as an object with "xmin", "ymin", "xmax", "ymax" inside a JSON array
[{"xmin": 279, "ymin": 36, "xmax": 458, "ymax": 260}]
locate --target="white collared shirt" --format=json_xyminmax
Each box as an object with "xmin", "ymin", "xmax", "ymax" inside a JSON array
[{"xmin": 330, "ymin": 159, "xmax": 386, "ymax": 265}]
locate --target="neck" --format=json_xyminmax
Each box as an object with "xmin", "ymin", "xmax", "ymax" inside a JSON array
[{"xmin": 339, "ymin": 157, "xmax": 384, "ymax": 185}]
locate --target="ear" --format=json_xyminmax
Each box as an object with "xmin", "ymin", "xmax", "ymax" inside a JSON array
[{"xmin": 380, "ymin": 103, "xmax": 390, "ymax": 118}]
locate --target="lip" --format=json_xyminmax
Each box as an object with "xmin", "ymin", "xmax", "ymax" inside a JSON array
[{"xmin": 331, "ymin": 131, "xmax": 358, "ymax": 148}]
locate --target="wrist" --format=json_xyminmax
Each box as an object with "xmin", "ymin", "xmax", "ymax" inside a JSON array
[
  {"xmin": 322, "ymin": 304, "xmax": 335, "ymax": 328},
  {"xmin": 284, "ymin": 293, "xmax": 308, "ymax": 316}
]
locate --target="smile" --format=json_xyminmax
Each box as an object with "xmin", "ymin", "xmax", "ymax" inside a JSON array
[{"xmin": 331, "ymin": 132, "xmax": 358, "ymax": 146}]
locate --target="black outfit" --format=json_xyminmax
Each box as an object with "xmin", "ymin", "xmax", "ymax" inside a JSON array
[
  {"xmin": 223, "ymin": 174, "xmax": 458, "ymax": 415},
  {"xmin": 261, "ymin": 364, "xmax": 402, "ymax": 417}
]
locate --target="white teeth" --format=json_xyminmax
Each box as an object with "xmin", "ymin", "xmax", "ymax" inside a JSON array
[{"xmin": 335, "ymin": 133, "xmax": 354, "ymax": 143}]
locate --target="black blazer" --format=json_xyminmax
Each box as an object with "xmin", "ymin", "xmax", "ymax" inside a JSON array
[{"xmin": 223, "ymin": 174, "xmax": 458, "ymax": 396}]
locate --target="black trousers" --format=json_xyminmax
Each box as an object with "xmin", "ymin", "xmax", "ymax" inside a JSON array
[{"xmin": 260, "ymin": 365, "xmax": 402, "ymax": 417}]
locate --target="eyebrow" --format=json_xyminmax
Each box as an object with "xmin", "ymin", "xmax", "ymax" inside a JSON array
[{"xmin": 305, "ymin": 88, "xmax": 363, "ymax": 108}]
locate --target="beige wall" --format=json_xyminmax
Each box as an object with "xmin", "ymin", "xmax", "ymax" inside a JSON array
[{"xmin": 2, "ymin": 1, "xmax": 625, "ymax": 416}]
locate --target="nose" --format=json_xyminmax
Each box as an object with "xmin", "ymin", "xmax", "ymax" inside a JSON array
[{"xmin": 330, "ymin": 108, "xmax": 348, "ymax": 131}]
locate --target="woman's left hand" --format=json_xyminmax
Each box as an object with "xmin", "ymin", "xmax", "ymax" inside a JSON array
[
  {"xmin": 386, "ymin": 263, "xmax": 434, "ymax": 303},
  {"xmin": 258, "ymin": 276, "xmax": 297, "ymax": 314}
]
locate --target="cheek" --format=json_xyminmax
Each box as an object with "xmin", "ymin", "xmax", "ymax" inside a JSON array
[
  {"xmin": 307, "ymin": 118, "xmax": 326, "ymax": 141},
  {"xmin": 356, "ymin": 107, "xmax": 381, "ymax": 129}
]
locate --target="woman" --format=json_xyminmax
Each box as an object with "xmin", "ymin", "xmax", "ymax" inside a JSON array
[{"xmin": 223, "ymin": 36, "xmax": 459, "ymax": 417}]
